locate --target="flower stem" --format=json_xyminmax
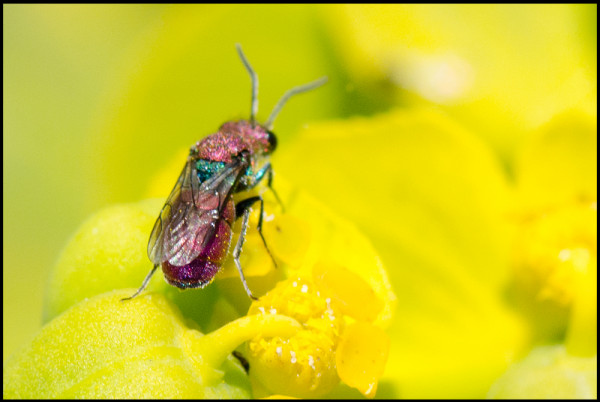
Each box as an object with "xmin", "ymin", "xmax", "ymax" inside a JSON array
[{"xmin": 184, "ymin": 313, "xmax": 301, "ymax": 382}]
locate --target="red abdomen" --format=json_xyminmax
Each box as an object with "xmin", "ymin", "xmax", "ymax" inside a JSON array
[{"xmin": 162, "ymin": 200, "xmax": 235, "ymax": 288}]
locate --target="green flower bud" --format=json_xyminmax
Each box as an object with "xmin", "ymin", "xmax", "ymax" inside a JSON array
[
  {"xmin": 488, "ymin": 345, "xmax": 597, "ymax": 399},
  {"xmin": 43, "ymin": 199, "xmax": 165, "ymax": 322},
  {"xmin": 43, "ymin": 199, "xmax": 222, "ymax": 331},
  {"xmin": 4, "ymin": 290, "xmax": 300, "ymax": 398}
]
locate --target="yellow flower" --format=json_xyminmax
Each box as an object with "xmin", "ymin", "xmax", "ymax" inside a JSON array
[
  {"xmin": 152, "ymin": 154, "xmax": 398, "ymax": 398},
  {"xmin": 246, "ymin": 277, "xmax": 342, "ymax": 398},
  {"xmin": 275, "ymin": 106, "xmax": 596, "ymax": 398},
  {"xmin": 245, "ymin": 271, "xmax": 390, "ymax": 398},
  {"xmin": 322, "ymin": 4, "xmax": 596, "ymax": 161},
  {"xmin": 274, "ymin": 107, "xmax": 528, "ymax": 397},
  {"xmin": 486, "ymin": 111, "xmax": 597, "ymax": 398},
  {"xmin": 231, "ymin": 176, "xmax": 395, "ymax": 398},
  {"xmin": 313, "ymin": 6, "xmax": 597, "ymax": 397},
  {"xmin": 507, "ymin": 112, "xmax": 597, "ymax": 346},
  {"xmin": 9, "ymin": 150, "xmax": 395, "ymax": 398}
]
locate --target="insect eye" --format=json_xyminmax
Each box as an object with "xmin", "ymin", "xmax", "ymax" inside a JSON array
[{"xmin": 266, "ymin": 130, "xmax": 277, "ymax": 152}]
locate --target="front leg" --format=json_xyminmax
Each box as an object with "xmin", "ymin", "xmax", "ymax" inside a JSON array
[
  {"xmin": 232, "ymin": 204, "xmax": 258, "ymax": 300},
  {"xmin": 235, "ymin": 195, "xmax": 278, "ymax": 269}
]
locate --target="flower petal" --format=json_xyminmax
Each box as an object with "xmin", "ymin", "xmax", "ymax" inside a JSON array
[
  {"xmin": 276, "ymin": 108, "xmax": 527, "ymax": 397},
  {"xmin": 336, "ymin": 321, "xmax": 390, "ymax": 398},
  {"xmin": 516, "ymin": 111, "xmax": 597, "ymax": 209},
  {"xmin": 312, "ymin": 261, "xmax": 384, "ymax": 323}
]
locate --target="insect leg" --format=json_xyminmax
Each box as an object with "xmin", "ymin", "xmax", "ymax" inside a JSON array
[
  {"xmin": 121, "ymin": 264, "xmax": 159, "ymax": 301},
  {"xmin": 232, "ymin": 350, "xmax": 250, "ymax": 373},
  {"xmin": 235, "ymin": 195, "xmax": 278, "ymax": 268},
  {"xmin": 239, "ymin": 162, "xmax": 284, "ymax": 211},
  {"xmin": 265, "ymin": 164, "xmax": 285, "ymax": 212},
  {"xmin": 232, "ymin": 206, "xmax": 258, "ymax": 300}
]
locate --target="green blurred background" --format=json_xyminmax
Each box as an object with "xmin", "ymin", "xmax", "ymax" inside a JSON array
[{"xmin": 3, "ymin": 4, "xmax": 596, "ymax": 381}]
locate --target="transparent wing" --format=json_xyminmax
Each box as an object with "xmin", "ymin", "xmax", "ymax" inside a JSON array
[{"xmin": 147, "ymin": 157, "xmax": 246, "ymax": 266}]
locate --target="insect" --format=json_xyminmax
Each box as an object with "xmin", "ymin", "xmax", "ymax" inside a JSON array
[{"xmin": 123, "ymin": 44, "xmax": 327, "ymax": 301}]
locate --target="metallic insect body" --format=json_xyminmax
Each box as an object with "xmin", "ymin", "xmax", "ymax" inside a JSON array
[{"xmin": 124, "ymin": 45, "xmax": 327, "ymax": 301}]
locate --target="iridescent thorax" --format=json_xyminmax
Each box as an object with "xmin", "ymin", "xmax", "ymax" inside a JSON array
[{"xmin": 193, "ymin": 120, "xmax": 274, "ymax": 164}]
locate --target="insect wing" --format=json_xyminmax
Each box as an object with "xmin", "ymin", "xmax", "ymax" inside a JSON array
[
  {"xmin": 147, "ymin": 159, "xmax": 196, "ymax": 265},
  {"xmin": 147, "ymin": 157, "xmax": 245, "ymax": 266}
]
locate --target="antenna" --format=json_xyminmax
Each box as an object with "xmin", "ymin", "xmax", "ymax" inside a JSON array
[
  {"xmin": 235, "ymin": 44, "xmax": 258, "ymax": 124},
  {"xmin": 265, "ymin": 76, "xmax": 328, "ymax": 129}
]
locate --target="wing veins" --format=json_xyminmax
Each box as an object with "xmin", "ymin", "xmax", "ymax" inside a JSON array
[{"xmin": 147, "ymin": 156, "xmax": 248, "ymax": 267}]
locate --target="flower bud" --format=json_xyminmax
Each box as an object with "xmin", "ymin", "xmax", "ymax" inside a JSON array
[{"xmin": 488, "ymin": 345, "xmax": 597, "ymax": 399}]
